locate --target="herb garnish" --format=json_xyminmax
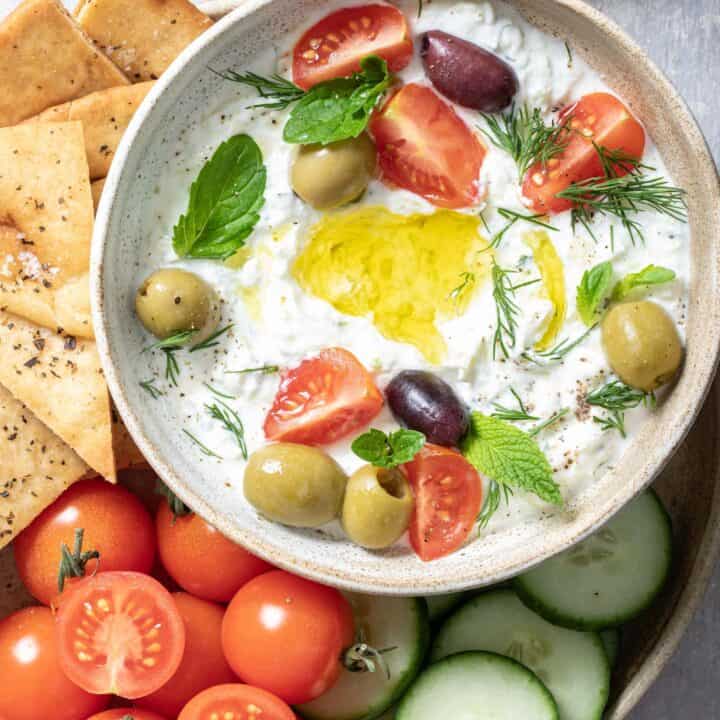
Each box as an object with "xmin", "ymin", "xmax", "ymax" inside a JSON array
[
  {"xmin": 492, "ymin": 262, "xmax": 539, "ymax": 359},
  {"xmin": 211, "ymin": 69, "xmax": 305, "ymax": 109},
  {"xmin": 483, "ymin": 207, "xmax": 559, "ymax": 251},
  {"xmin": 612, "ymin": 264, "xmax": 675, "ymax": 301},
  {"xmin": 478, "ymin": 481, "xmax": 513, "ymax": 529},
  {"xmin": 206, "ymin": 400, "xmax": 248, "ymax": 459},
  {"xmin": 522, "ymin": 325, "xmax": 595, "ymax": 365},
  {"xmin": 183, "ymin": 429, "xmax": 222, "ymax": 459},
  {"xmin": 190, "ymin": 324, "xmax": 233, "ymax": 352},
  {"xmin": 144, "ymin": 330, "xmax": 196, "ymax": 387},
  {"xmin": 586, "ymin": 380, "xmax": 655, "ymax": 438},
  {"xmin": 481, "ymin": 104, "xmax": 569, "ymax": 177},
  {"xmin": 351, "ymin": 428, "xmax": 426, "ymax": 468},
  {"xmin": 203, "ymin": 381, "xmax": 236, "ymax": 400},
  {"xmin": 173, "ymin": 134, "xmax": 266, "ymax": 261},
  {"xmin": 226, "ymin": 364, "xmax": 280, "ymax": 375},
  {"xmin": 529, "ymin": 407, "xmax": 569, "ymax": 437},
  {"xmin": 564, "ymin": 40, "xmax": 573, "ymax": 67},
  {"xmin": 491, "ymin": 388, "xmax": 539, "ymax": 422},
  {"xmin": 155, "ymin": 480, "xmax": 192, "ymax": 520},
  {"xmin": 576, "ymin": 260, "xmax": 613, "ymax": 326},
  {"xmin": 449, "ymin": 271, "xmax": 476, "ymax": 309},
  {"xmin": 139, "ymin": 378, "xmax": 164, "ymax": 399}
]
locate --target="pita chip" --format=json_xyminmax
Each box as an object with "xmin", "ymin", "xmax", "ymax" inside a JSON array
[
  {"xmin": 0, "ymin": 0, "xmax": 129, "ymax": 127},
  {"xmin": 0, "ymin": 311, "xmax": 115, "ymax": 482},
  {"xmin": 112, "ymin": 406, "xmax": 148, "ymax": 471},
  {"xmin": 0, "ymin": 122, "xmax": 95, "ymax": 339},
  {"xmin": 0, "ymin": 382, "xmax": 89, "ymax": 549},
  {"xmin": 76, "ymin": 0, "xmax": 213, "ymax": 82},
  {"xmin": 24, "ymin": 82, "xmax": 154, "ymax": 181},
  {"xmin": 91, "ymin": 178, "xmax": 106, "ymax": 212}
]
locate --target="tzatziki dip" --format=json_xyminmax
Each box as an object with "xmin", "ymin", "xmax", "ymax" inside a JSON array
[{"xmin": 134, "ymin": 0, "xmax": 688, "ymax": 560}]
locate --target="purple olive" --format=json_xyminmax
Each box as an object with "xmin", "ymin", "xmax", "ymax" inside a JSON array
[
  {"xmin": 386, "ymin": 370, "xmax": 469, "ymax": 446},
  {"xmin": 420, "ymin": 30, "xmax": 519, "ymax": 112}
]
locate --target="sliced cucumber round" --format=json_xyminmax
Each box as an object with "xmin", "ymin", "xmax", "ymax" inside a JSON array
[
  {"xmin": 297, "ymin": 595, "xmax": 429, "ymax": 720},
  {"xmin": 397, "ymin": 651, "xmax": 558, "ymax": 720},
  {"xmin": 514, "ymin": 490, "xmax": 672, "ymax": 630},
  {"xmin": 600, "ymin": 629, "xmax": 620, "ymax": 667},
  {"xmin": 424, "ymin": 592, "xmax": 467, "ymax": 623},
  {"xmin": 432, "ymin": 589, "xmax": 609, "ymax": 720}
]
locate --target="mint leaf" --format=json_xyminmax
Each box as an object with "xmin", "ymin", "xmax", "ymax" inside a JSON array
[
  {"xmin": 461, "ymin": 413, "xmax": 562, "ymax": 506},
  {"xmin": 576, "ymin": 260, "xmax": 613, "ymax": 326},
  {"xmin": 173, "ymin": 134, "xmax": 266, "ymax": 260},
  {"xmin": 283, "ymin": 56, "xmax": 391, "ymax": 145},
  {"xmin": 352, "ymin": 427, "xmax": 425, "ymax": 468},
  {"xmin": 611, "ymin": 264, "xmax": 676, "ymax": 301}
]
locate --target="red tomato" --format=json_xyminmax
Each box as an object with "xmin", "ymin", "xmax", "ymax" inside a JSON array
[
  {"xmin": 522, "ymin": 92, "xmax": 645, "ymax": 214},
  {"xmin": 136, "ymin": 593, "xmax": 237, "ymax": 716},
  {"xmin": 178, "ymin": 684, "xmax": 295, "ymax": 720},
  {"xmin": 86, "ymin": 711, "xmax": 167, "ymax": 720},
  {"xmin": 0, "ymin": 606, "xmax": 109, "ymax": 720},
  {"xmin": 403, "ymin": 444, "xmax": 483, "ymax": 561},
  {"xmin": 370, "ymin": 83, "xmax": 487, "ymax": 208},
  {"xmin": 56, "ymin": 572, "xmax": 186, "ymax": 699},
  {"xmin": 13, "ymin": 477, "xmax": 155, "ymax": 606},
  {"xmin": 221, "ymin": 570, "xmax": 354, "ymax": 705},
  {"xmin": 156, "ymin": 502, "xmax": 273, "ymax": 602},
  {"xmin": 264, "ymin": 347, "xmax": 383, "ymax": 445},
  {"xmin": 292, "ymin": 4, "xmax": 412, "ymax": 89}
]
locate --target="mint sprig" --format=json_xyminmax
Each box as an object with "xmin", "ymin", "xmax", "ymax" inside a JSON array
[
  {"xmin": 352, "ymin": 428, "xmax": 425, "ymax": 468},
  {"xmin": 611, "ymin": 264, "xmax": 675, "ymax": 301},
  {"xmin": 576, "ymin": 260, "xmax": 613, "ymax": 326},
  {"xmin": 461, "ymin": 412, "xmax": 562, "ymax": 509}
]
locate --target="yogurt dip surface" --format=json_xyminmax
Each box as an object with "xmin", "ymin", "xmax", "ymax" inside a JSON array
[{"xmin": 135, "ymin": 0, "xmax": 689, "ymax": 542}]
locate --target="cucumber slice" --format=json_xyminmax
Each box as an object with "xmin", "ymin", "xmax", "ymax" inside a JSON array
[
  {"xmin": 297, "ymin": 595, "xmax": 429, "ymax": 720},
  {"xmin": 397, "ymin": 651, "xmax": 558, "ymax": 720},
  {"xmin": 600, "ymin": 629, "xmax": 620, "ymax": 667},
  {"xmin": 432, "ymin": 589, "xmax": 609, "ymax": 720},
  {"xmin": 514, "ymin": 490, "xmax": 672, "ymax": 630},
  {"xmin": 424, "ymin": 592, "xmax": 467, "ymax": 623}
]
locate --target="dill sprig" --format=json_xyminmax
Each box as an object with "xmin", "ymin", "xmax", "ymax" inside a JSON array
[
  {"xmin": 226, "ymin": 365, "xmax": 280, "ymax": 375},
  {"xmin": 203, "ymin": 381, "xmax": 236, "ymax": 400},
  {"xmin": 143, "ymin": 330, "xmax": 196, "ymax": 388},
  {"xmin": 481, "ymin": 104, "xmax": 569, "ymax": 177},
  {"xmin": 586, "ymin": 380, "xmax": 655, "ymax": 438},
  {"xmin": 529, "ymin": 407, "xmax": 569, "ymax": 437},
  {"xmin": 522, "ymin": 325, "xmax": 595, "ymax": 365},
  {"xmin": 497, "ymin": 207, "xmax": 559, "ymax": 232},
  {"xmin": 491, "ymin": 387, "xmax": 539, "ymax": 422},
  {"xmin": 492, "ymin": 263, "xmax": 540, "ymax": 359},
  {"xmin": 183, "ymin": 429, "xmax": 222, "ymax": 459},
  {"xmin": 190, "ymin": 324, "xmax": 233, "ymax": 352},
  {"xmin": 206, "ymin": 400, "xmax": 248, "ymax": 459},
  {"xmin": 593, "ymin": 411, "xmax": 626, "ymax": 437},
  {"xmin": 565, "ymin": 40, "xmax": 573, "ymax": 67},
  {"xmin": 559, "ymin": 144, "xmax": 687, "ymax": 245},
  {"xmin": 449, "ymin": 271, "xmax": 477, "ymax": 308},
  {"xmin": 478, "ymin": 481, "xmax": 513, "ymax": 529},
  {"xmin": 139, "ymin": 378, "xmax": 164, "ymax": 399},
  {"xmin": 210, "ymin": 68, "xmax": 305, "ymax": 109}
]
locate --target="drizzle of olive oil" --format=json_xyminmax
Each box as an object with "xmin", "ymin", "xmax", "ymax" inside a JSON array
[{"xmin": 292, "ymin": 207, "xmax": 490, "ymax": 363}]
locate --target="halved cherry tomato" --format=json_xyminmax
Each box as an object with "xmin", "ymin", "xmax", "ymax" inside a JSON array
[
  {"xmin": 13, "ymin": 477, "xmax": 156, "ymax": 606},
  {"xmin": 136, "ymin": 593, "xmax": 237, "ymax": 717},
  {"xmin": 87, "ymin": 711, "xmax": 168, "ymax": 720},
  {"xmin": 156, "ymin": 501, "xmax": 273, "ymax": 602},
  {"xmin": 56, "ymin": 572, "xmax": 186, "ymax": 699},
  {"xmin": 370, "ymin": 83, "xmax": 487, "ymax": 208},
  {"xmin": 292, "ymin": 4, "xmax": 412, "ymax": 89},
  {"xmin": 0, "ymin": 607, "xmax": 109, "ymax": 720},
  {"xmin": 403, "ymin": 444, "xmax": 483, "ymax": 561},
  {"xmin": 221, "ymin": 570, "xmax": 354, "ymax": 705},
  {"xmin": 522, "ymin": 92, "xmax": 645, "ymax": 214},
  {"xmin": 178, "ymin": 684, "xmax": 295, "ymax": 720},
  {"xmin": 264, "ymin": 347, "xmax": 383, "ymax": 445}
]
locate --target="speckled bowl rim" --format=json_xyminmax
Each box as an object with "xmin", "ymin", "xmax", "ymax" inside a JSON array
[{"xmin": 91, "ymin": 0, "xmax": 720, "ymax": 598}]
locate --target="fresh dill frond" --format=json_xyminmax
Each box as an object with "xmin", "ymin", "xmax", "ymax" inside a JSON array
[
  {"xmin": 203, "ymin": 381, "xmax": 236, "ymax": 400},
  {"xmin": 211, "ymin": 68, "xmax": 305, "ymax": 109},
  {"xmin": 497, "ymin": 207, "xmax": 559, "ymax": 231},
  {"xmin": 139, "ymin": 378, "xmax": 164, "ymax": 399},
  {"xmin": 481, "ymin": 104, "xmax": 569, "ymax": 177},
  {"xmin": 593, "ymin": 410, "xmax": 626, "ymax": 437},
  {"xmin": 206, "ymin": 400, "xmax": 248, "ymax": 459},
  {"xmin": 190, "ymin": 324, "xmax": 233, "ymax": 352},
  {"xmin": 449, "ymin": 271, "xmax": 477, "ymax": 309},
  {"xmin": 564, "ymin": 40, "xmax": 573, "ymax": 67},
  {"xmin": 417, "ymin": 0, "xmax": 423, "ymax": 17},
  {"xmin": 478, "ymin": 480, "xmax": 514, "ymax": 529},
  {"xmin": 522, "ymin": 325, "xmax": 595, "ymax": 365},
  {"xmin": 491, "ymin": 387, "xmax": 539, "ymax": 422},
  {"xmin": 529, "ymin": 407, "xmax": 569, "ymax": 437},
  {"xmin": 226, "ymin": 365, "xmax": 280, "ymax": 375},
  {"xmin": 163, "ymin": 348, "xmax": 181, "ymax": 387},
  {"xmin": 491, "ymin": 263, "xmax": 521, "ymax": 359},
  {"xmin": 144, "ymin": 329, "xmax": 197, "ymax": 352},
  {"xmin": 183, "ymin": 429, "xmax": 222, "ymax": 459},
  {"xmin": 586, "ymin": 380, "xmax": 655, "ymax": 411}
]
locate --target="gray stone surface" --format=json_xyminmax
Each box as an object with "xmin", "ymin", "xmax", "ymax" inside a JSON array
[{"xmin": 583, "ymin": 2, "xmax": 720, "ymax": 716}]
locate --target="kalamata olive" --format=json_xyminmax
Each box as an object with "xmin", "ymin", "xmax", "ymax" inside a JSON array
[
  {"xmin": 291, "ymin": 133, "xmax": 377, "ymax": 210},
  {"xmin": 135, "ymin": 268, "xmax": 220, "ymax": 343},
  {"xmin": 385, "ymin": 370, "xmax": 469, "ymax": 446},
  {"xmin": 420, "ymin": 30, "xmax": 518, "ymax": 112},
  {"xmin": 244, "ymin": 443, "xmax": 347, "ymax": 527},
  {"xmin": 342, "ymin": 465, "xmax": 414, "ymax": 549},
  {"xmin": 601, "ymin": 301, "xmax": 683, "ymax": 391}
]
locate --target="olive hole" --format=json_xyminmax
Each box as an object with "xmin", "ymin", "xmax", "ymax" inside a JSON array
[{"xmin": 377, "ymin": 468, "xmax": 407, "ymax": 499}]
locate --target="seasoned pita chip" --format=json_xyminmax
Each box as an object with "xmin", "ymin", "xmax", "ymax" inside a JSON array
[
  {"xmin": 91, "ymin": 178, "xmax": 106, "ymax": 212},
  {"xmin": 76, "ymin": 0, "xmax": 212, "ymax": 82},
  {"xmin": 0, "ymin": 312, "xmax": 115, "ymax": 482},
  {"xmin": 24, "ymin": 82, "xmax": 154, "ymax": 181},
  {"xmin": 0, "ymin": 383, "xmax": 89, "ymax": 549},
  {"xmin": 0, "ymin": 0, "xmax": 129, "ymax": 127},
  {"xmin": 112, "ymin": 406, "xmax": 148, "ymax": 470},
  {"xmin": 0, "ymin": 122, "xmax": 94, "ymax": 338}
]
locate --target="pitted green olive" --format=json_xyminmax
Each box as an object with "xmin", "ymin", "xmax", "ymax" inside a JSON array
[
  {"xmin": 291, "ymin": 133, "xmax": 377, "ymax": 210},
  {"xmin": 244, "ymin": 443, "xmax": 347, "ymax": 527},
  {"xmin": 342, "ymin": 465, "xmax": 414, "ymax": 549},
  {"xmin": 601, "ymin": 301, "xmax": 683, "ymax": 391},
  {"xmin": 135, "ymin": 268, "xmax": 220, "ymax": 343}
]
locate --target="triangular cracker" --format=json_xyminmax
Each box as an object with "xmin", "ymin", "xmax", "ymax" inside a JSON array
[{"xmin": 0, "ymin": 311, "xmax": 115, "ymax": 482}]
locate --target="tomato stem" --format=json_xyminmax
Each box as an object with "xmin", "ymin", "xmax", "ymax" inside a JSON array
[
  {"xmin": 341, "ymin": 629, "xmax": 396, "ymax": 679},
  {"xmin": 57, "ymin": 528, "xmax": 100, "ymax": 593}
]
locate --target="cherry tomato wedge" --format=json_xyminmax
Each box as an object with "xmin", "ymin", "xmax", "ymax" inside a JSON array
[
  {"xmin": 292, "ymin": 4, "xmax": 412, "ymax": 89},
  {"xmin": 178, "ymin": 684, "xmax": 296, "ymax": 720},
  {"xmin": 522, "ymin": 92, "xmax": 645, "ymax": 214},
  {"xmin": 264, "ymin": 347, "xmax": 383, "ymax": 445},
  {"xmin": 56, "ymin": 572, "xmax": 186, "ymax": 699},
  {"xmin": 403, "ymin": 443, "xmax": 483, "ymax": 561},
  {"xmin": 87, "ymin": 711, "xmax": 168, "ymax": 720},
  {"xmin": 221, "ymin": 570, "xmax": 354, "ymax": 705},
  {"xmin": 370, "ymin": 83, "xmax": 487, "ymax": 208}
]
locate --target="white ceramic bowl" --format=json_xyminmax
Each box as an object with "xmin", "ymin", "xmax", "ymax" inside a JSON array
[{"xmin": 92, "ymin": 0, "xmax": 720, "ymax": 594}]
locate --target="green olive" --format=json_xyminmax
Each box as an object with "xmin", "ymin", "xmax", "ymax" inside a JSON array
[
  {"xmin": 244, "ymin": 443, "xmax": 347, "ymax": 527},
  {"xmin": 291, "ymin": 133, "xmax": 377, "ymax": 210},
  {"xmin": 135, "ymin": 268, "xmax": 220, "ymax": 343},
  {"xmin": 601, "ymin": 300, "xmax": 683, "ymax": 391},
  {"xmin": 342, "ymin": 465, "xmax": 414, "ymax": 549}
]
